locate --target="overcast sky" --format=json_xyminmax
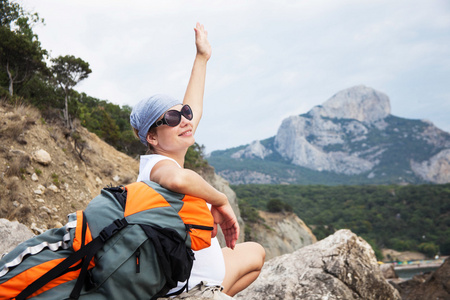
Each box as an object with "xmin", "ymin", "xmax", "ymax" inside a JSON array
[{"xmin": 20, "ymin": 0, "xmax": 450, "ymax": 153}]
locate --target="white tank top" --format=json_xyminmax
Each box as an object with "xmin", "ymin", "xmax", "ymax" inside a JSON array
[{"xmin": 137, "ymin": 154, "xmax": 226, "ymax": 293}]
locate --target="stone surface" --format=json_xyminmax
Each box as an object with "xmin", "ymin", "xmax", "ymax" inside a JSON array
[
  {"xmin": 32, "ymin": 149, "xmax": 52, "ymax": 165},
  {"xmin": 380, "ymin": 263, "xmax": 397, "ymax": 279},
  {"xmin": 396, "ymin": 258, "xmax": 450, "ymax": 300},
  {"xmin": 311, "ymin": 85, "xmax": 391, "ymax": 123},
  {"xmin": 0, "ymin": 218, "xmax": 34, "ymax": 255},
  {"xmin": 249, "ymin": 211, "xmax": 316, "ymax": 260},
  {"xmin": 235, "ymin": 229, "xmax": 401, "ymax": 300},
  {"xmin": 411, "ymin": 149, "xmax": 450, "ymax": 184},
  {"xmin": 231, "ymin": 140, "xmax": 272, "ymax": 160}
]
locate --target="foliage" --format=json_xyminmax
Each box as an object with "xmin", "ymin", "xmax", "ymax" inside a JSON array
[
  {"xmin": 267, "ymin": 198, "xmax": 293, "ymax": 213},
  {"xmin": 232, "ymin": 183, "xmax": 450, "ymax": 258},
  {"xmin": 0, "ymin": 0, "xmax": 47, "ymax": 96},
  {"xmin": 184, "ymin": 143, "xmax": 208, "ymax": 170},
  {"xmin": 51, "ymin": 55, "xmax": 91, "ymax": 128}
]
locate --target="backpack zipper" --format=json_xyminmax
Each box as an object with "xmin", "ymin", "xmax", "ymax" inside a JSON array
[
  {"xmin": 135, "ymin": 248, "xmax": 141, "ymax": 273},
  {"xmin": 186, "ymin": 224, "xmax": 214, "ymax": 231}
]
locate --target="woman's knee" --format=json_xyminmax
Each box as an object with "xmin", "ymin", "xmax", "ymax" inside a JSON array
[
  {"xmin": 247, "ymin": 242, "xmax": 265, "ymax": 268},
  {"xmin": 233, "ymin": 242, "xmax": 265, "ymax": 270}
]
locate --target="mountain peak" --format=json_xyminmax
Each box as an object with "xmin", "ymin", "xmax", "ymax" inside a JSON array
[{"xmin": 309, "ymin": 85, "xmax": 391, "ymax": 123}]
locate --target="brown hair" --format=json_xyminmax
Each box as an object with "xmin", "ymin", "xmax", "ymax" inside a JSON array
[{"xmin": 133, "ymin": 127, "xmax": 157, "ymax": 154}]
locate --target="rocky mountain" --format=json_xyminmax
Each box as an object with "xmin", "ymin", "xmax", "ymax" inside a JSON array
[{"xmin": 208, "ymin": 85, "xmax": 450, "ymax": 185}]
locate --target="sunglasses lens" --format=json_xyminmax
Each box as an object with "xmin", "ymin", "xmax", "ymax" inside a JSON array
[
  {"xmin": 181, "ymin": 105, "xmax": 193, "ymax": 120},
  {"xmin": 164, "ymin": 111, "xmax": 181, "ymax": 126}
]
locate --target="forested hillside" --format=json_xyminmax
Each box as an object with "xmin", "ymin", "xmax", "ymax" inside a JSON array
[
  {"xmin": 0, "ymin": 1, "xmax": 145, "ymax": 156},
  {"xmin": 233, "ymin": 183, "xmax": 450, "ymax": 259}
]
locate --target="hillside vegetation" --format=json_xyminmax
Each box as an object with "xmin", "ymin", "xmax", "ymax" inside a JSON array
[{"xmin": 233, "ymin": 183, "xmax": 450, "ymax": 259}]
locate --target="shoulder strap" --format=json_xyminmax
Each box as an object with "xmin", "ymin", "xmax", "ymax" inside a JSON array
[{"xmin": 16, "ymin": 218, "xmax": 129, "ymax": 300}]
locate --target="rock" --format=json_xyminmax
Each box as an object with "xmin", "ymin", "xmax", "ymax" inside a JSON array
[
  {"xmin": 274, "ymin": 111, "xmax": 374, "ymax": 175},
  {"xmin": 235, "ymin": 229, "xmax": 401, "ymax": 300},
  {"xmin": 53, "ymin": 221, "xmax": 64, "ymax": 228},
  {"xmin": 411, "ymin": 149, "xmax": 450, "ymax": 184},
  {"xmin": 311, "ymin": 85, "xmax": 391, "ymax": 123},
  {"xmin": 47, "ymin": 183, "xmax": 59, "ymax": 193},
  {"xmin": 380, "ymin": 263, "xmax": 397, "ymax": 279},
  {"xmin": 40, "ymin": 206, "xmax": 52, "ymax": 214},
  {"xmin": 32, "ymin": 149, "xmax": 51, "ymax": 166},
  {"xmin": 113, "ymin": 175, "xmax": 121, "ymax": 182},
  {"xmin": 218, "ymin": 169, "xmax": 276, "ymax": 185},
  {"xmin": 396, "ymin": 258, "xmax": 450, "ymax": 300},
  {"xmin": 34, "ymin": 184, "xmax": 46, "ymax": 195},
  {"xmin": 31, "ymin": 173, "xmax": 38, "ymax": 181},
  {"xmin": 9, "ymin": 149, "xmax": 27, "ymax": 156},
  {"xmin": 249, "ymin": 211, "xmax": 316, "ymax": 260},
  {"xmin": 0, "ymin": 219, "xmax": 34, "ymax": 255},
  {"xmin": 95, "ymin": 176, "xmax": 102, "ymax": 186},
  {"xmin": 30, "ymin": 222, "xmax": 47, "ymax": 234},
  {"xmin": 231, "ymin": 140, "xmax": 272, "ymax": 160}
]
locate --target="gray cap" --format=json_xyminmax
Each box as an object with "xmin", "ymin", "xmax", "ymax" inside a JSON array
[{"xmin": 130, "ymin": 94, "xmax": 181, "ymax": 145}]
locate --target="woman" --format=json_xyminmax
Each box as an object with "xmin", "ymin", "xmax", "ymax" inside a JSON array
[{"xmin": 130, "ymin": 23, "xmax": 265, "ymax": 297}]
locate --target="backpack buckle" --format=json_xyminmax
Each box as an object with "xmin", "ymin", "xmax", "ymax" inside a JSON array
[{"xmin": 99, "ymin": 218, "xmax": 128, "ymax": 242}]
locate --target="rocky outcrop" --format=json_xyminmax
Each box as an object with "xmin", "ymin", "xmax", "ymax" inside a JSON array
[
  {"xmin": 0, "ymin": 219, "xmax": 34, "ymax": 255},
  {"xmin": 309, "ymin": 85, "xmax": 391, "ymax": 123},
  {"xmin": 217, "ymin": 170, "xmax": 276, "ymax": 185},
  {"xmin": 274, "ymin": 86, "xmax": 391, "ymax": 175},
  {"xmin": 231, "ymin": 140, "xmax": 272, "ymax": 160},
  {"xmin": 32, "ymin": 149, "xmax": 52, "ymax": 166},
  {"xmin": 235, "ymin": 229, "xmax": 401, "ymax": 300},
  {"xmin": 396, "ymin": 258, "xmax": 450, "ymax": 300},
  {"xmin": 248, "ymin": 211, "xmax": 316, "ymax": 260},
  {"xmin": 411, "ymin": 149, "xmax": 450, "ymax": 184}
]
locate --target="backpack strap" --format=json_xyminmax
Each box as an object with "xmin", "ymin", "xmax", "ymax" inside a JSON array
[{"xmin": 15, "ymin": 218, "xmax": 129, "ymax": 300}]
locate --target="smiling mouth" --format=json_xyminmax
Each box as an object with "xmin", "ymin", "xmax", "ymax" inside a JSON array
[{"xmin": 179, "ymin": 130, "xmax": 192, "ymax": 136}]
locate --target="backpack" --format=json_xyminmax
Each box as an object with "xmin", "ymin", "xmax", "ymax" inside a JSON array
[{"xmin": 0, "ymin": 180, "xmax": 214, "ymax": 300}]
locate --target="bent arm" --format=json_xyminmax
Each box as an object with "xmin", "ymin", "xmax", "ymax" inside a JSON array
[
  {"xmin": 151, "ymin": 160, "xmax": 239, "ymax": 248},
  {"xmin": 183, "ymin": 22, "xmax": 211, "ymax": 134},
  {"xmin": 152, "ymin": 160, "xmax": 227, "ymax": 206}
]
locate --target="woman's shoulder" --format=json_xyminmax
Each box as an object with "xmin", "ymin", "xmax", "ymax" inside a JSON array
[{"xmin": 141, "ymin": 154, "xmax": 180, "ymax": 167}]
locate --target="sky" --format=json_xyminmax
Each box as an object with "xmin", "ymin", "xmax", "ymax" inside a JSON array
[{"xmin": 20, "ymin": 0, "xmax": 450, "ymax": 153}]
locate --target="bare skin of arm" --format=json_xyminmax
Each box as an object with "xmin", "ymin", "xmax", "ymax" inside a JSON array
[
  {"xmin": 183, "ymin": 22, "xmax": 212, "ymax": 135},
  {"xmin": 151, "ymin": 160, "xmax": 239, "ymax": 249}
]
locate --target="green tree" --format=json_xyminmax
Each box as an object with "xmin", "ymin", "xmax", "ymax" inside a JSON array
[
  {"xmin": 0, "ymin": 0, "xmax": 47, "ymax": 96},
  {"xmin": 51, "ymin": 55, "xmax": 91, "ymax": 128}
]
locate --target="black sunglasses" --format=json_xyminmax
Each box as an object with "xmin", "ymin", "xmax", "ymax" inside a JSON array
[{"xmin": 153, "ymin": 104, "xmax": 193, "ymax": 128}]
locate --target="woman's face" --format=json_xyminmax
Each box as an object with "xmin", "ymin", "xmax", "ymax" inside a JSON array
[{"xmin": 148, "ymin": 104, "xmax": 195, "ymax": 154}]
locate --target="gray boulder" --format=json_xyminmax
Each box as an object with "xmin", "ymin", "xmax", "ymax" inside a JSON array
[
  {"xmin": 235, "ymin": 229, "xmax": 401, "ymax": 300},
  {"xmin": 0, "ymin": 218, "xmax": 34, "ymax": 255}
]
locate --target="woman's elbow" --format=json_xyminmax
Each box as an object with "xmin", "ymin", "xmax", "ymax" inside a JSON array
[{"xmin": 161, "ymin": 172, "xmax": 190, "ymax": 193}]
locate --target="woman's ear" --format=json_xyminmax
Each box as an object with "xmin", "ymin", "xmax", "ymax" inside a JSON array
[{"xmin": 146, "ymin": 130, "xmax": 158, "ymax": 147}]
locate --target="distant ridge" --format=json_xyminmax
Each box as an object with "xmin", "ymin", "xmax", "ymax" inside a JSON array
[{"xmin": 208, "ymin": 86, "xmax": 450, "ymax": 185}]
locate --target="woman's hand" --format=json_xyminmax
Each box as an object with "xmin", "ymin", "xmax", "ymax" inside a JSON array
[
  {"xmin": 194, "ymin": 22, "xmax": 211, "ymax": 61},
  {"xmin": 211, "ymin": 203, "xmax": 240, "ymax": 250}
]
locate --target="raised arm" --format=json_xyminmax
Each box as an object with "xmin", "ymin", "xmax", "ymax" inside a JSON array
[{"xmin": 183, "ymin": 22, "xmax": 212, "ymax": 134}]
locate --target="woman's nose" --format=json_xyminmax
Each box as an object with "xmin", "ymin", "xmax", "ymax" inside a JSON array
[{"xmin": 179, "ymin": 115, "xmax": 191, "ymax": 126}]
